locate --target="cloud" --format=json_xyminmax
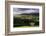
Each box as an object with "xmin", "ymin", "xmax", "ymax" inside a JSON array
[{"xmin": 13, "ymin": 8, "xmax": 39, "ymax": 16}]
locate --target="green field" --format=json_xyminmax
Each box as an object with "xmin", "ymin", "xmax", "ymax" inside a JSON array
[{"xmin": 13, "ymin": 14, "xmax": 39, "ymax": 28}]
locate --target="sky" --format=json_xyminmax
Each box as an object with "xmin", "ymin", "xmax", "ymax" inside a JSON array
[{"xmin": 13, "ymin": 8, "xmax": 39, "ymax": 15}]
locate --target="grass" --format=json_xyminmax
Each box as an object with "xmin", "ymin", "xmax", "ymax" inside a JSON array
[{"xmin": 15, "ymin": 26, "xmax": 39, "ymax": 28}]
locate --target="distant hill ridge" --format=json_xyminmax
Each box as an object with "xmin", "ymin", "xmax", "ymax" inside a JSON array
[{"xmin": 21, "ymin": 13, "xmax": 39, "ymax": 15}]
